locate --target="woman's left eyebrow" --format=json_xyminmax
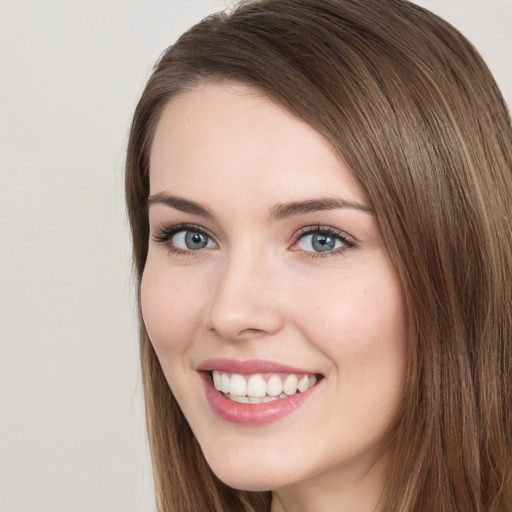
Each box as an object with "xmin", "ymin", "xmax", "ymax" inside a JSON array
[{"xmin": 269, "ymin": 197, "xmax": 374, "ymax": 221}]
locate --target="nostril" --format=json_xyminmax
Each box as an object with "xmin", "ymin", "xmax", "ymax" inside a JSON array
[{"xmin": 236, "ymin": 327, "xmax": 268, "ymax": 339}]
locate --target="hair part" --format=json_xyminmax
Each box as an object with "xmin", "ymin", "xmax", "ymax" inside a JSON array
[{"xmin": 126, "ymin": 1, "xmax": 512, "ymax": 510}]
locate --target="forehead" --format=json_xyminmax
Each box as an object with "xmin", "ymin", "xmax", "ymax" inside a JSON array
[{"xmin": 149, "ymin": 82, "xmax": 366, "ymax": 208}]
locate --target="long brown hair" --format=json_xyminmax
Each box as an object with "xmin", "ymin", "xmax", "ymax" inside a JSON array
[{"xmin": 125, "ymin": 1, "xmax": 512, "ymax": 510}]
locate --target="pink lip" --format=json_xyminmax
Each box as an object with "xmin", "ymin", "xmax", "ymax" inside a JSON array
[
  {"xmin": 197, "ymin": 359, "xmax": 322, "ymax": 426},
  {"xmin": 197, "ymin": 358, "xmax": 318, "ymax": 375}
]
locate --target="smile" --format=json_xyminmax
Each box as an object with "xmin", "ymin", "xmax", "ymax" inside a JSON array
[
  {"xmin": 212, "ymin": 370, "xmax": 318, "ymax": 404},
  {"xmin": 197, "ymin": 359, "xmax": 323, "ymax": 425}
]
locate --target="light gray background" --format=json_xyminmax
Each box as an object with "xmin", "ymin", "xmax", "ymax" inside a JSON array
[{"xmin": 1, "ymin": 1, "xmax": 510, "ymax": 511}]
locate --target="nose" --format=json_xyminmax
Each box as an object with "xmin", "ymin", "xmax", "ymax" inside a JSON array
[{"xmin": 205, "ymin": 249, "xmax": 285, "ymax": 341}]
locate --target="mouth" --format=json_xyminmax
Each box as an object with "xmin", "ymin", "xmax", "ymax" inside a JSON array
[
  {"xmin": 210, "ymin": 370, "xmax": 320, "ymax": 404},
  {"xmin": 198, "ymin": 359, "xmax": 324, "ymax": 425}
]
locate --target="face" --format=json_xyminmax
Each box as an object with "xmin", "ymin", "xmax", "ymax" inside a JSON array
[{"xmin": 142, "ymin": 83, "xmax": 407, "ymax": 505}]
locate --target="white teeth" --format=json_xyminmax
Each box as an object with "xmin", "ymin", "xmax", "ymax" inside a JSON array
[
  {"xmin": 212, "ymin": 370, "xmax": 222, "ymax": 391},
  {"xmin": 221, "ymin": 372, "xmax": 230, "ymax": 393},
  {"xmin": 266, "ymin": 375, "xmax": 283, "ymax": 397},
  {"xmin": 228, "ymin": 394, "xmax": 249, "ymax": 403},
  {"xmin": 230, "ymin": 374, "xmax": 247, "ymax": 396},
  {"xmin": 248, "ymin": 395, "xmax": 278, "ymax": 404},
  {"xmin": 283, "ymin": 374, "xmax": 298, "ymax": 395},
  {"xmin": 211, "ymin": 369, "xmax": 319, "ymax": 402},
  {"xmin": 298, "ymin": 375, "xmax": 309, "ymax": 392},
  {"xmin": 247, "ymin": 374, "xmax": 267, "ymax": 398}
]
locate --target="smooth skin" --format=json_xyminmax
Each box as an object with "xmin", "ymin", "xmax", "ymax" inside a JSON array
[{"xmin": 141, "ymin": 83, "xmax": 408, "ymax": 512}]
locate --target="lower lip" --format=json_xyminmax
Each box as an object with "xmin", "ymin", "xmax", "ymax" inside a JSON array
[{"xmin": 200, "ymin": 372, "xmax": 320, "ymax": 425}]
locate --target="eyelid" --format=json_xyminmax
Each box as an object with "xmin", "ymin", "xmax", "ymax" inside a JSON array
[{"xmin": 293, "ymin": 224, "xmax": 356, "ymax": 243}]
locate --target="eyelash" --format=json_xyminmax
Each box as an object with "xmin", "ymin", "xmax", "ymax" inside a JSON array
[
  {"xmin": 152, "ymin": 223, "xmax": 356, "ymax": 258},
  {"xmin": 291, "ymin": 225, "xmax": 356, "ymax": 258},
  {"xmin": 152, "ymin": 223, "xmax": 213, "ymax": 257}
]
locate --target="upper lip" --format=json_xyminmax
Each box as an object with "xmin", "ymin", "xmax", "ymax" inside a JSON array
[{"xmin": 196, "ymin": 358, "xmax": 320, "ymax": 375}]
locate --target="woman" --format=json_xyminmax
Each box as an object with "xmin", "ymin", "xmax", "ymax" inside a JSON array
[{"xmin": 125, "ymin": 0, "xmax": 512, "ymax": 510}]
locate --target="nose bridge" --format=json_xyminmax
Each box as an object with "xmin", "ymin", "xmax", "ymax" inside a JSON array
[{"xmin": 206, "ymin": 244, "xmax": 284, "ymax": 340}]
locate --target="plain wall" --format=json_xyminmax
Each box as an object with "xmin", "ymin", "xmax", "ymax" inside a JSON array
[{"xmin": 0, "ymin": 1, "xmax": 510, "ymax": 511}]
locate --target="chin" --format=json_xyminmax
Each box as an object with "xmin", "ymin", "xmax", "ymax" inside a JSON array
[
  {"xmin": 211, "ymin": 469, "xmax": 280, "ymax": 493},
  {"xmin": 201, "ymin": 445, "xmax": 292, "ymax": 492}
]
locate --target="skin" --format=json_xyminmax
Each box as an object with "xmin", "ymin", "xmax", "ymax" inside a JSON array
[{"xmin": 142, "ymin": 82, "xmax": 408, "ymax": 512}]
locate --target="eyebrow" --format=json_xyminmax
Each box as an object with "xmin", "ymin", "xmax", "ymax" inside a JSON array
[
  {"xmin": 147, "ymin": 193, "xmax": 373, "ymax": 220},
  {"xmin": 269, "ymin": 197, "xmax": 374, "ymax": 221},
  {"xmin": 147, "ymin": 193, "xmax": 213, "ymax": 218}
]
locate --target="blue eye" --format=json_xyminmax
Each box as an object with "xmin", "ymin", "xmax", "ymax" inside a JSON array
[
  {"xmin": 173, "ymin": 230, "xmax": 214, "ymax": 250},
  {"xmin": 152, "ymin": 224, "xmax": 216, "ymax": 254},
  {"xmin": 293, "ymin": 226, "xmax": 354, "ymax": 256},
  {"xmin": 298, "ymin": 232, "xmax": 344, "ymax": 253}
]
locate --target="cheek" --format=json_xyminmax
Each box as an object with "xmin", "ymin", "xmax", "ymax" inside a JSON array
[
  {"xmin": 300, "ymin": 272, "xmax": 407, "ymax": 446},
  {"xmin": 140, "ymin": 261, "xmax": 204, "ymax": 356},
  {"xmin": 298, "ymin": 269, "xmax": 407, "ymax": 382}
]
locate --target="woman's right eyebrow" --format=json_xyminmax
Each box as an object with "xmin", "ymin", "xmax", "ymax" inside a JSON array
[{"xmin": 147, "ymin": 192, "xmax": 213, "ymax": 218}]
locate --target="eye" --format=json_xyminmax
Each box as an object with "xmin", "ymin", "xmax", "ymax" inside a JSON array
[
  {"xmin": 291, "ymin": 226, "xmax": 355, "ymax": 256},
  {"xmin": 297, "ymin": 232, "xmax": 343, "ymax": 252},
  {"xmin": 152, "ymin": 224, "xmax": 216, "ymax": 254},
  {"xmin": 173, "ymin": 230, "xmax": 214, "ymax": 250}
]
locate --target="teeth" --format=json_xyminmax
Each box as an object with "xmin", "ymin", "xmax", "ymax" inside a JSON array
[
  {"xmin": 246, "ymin": 395, "xmax": 278, "ymax": 404},
  {"xmin": 298, "ymin": 375, "xmax": 309, "ymax": 392},
  {"xmin": 247, "ymin": 375, "xmax": 267, "ymax": 398},
  {"xmin": 283, "ymin": 374, "xmax": 298, "ymax": 396},
  {"xmin": 211, "ymin": 370, "xmax": 319, "ymax": 402},
  {"xmin": 212, "ymin": 370, "xmax": 222, "ymax": 391},
  {"xmin": 230, "ymin": 374, "xmax": 247, "ymax": 396},
  {"xmin": 229, "ymin": 394, "xmax": 249, "ymax": 403},
  {"xmin": 221, "ymin": 372, "xmax": 230, "ymax": 393},
  {"xmin": 266, "ymin": 375, "xmax": 283, "ymax": 397}
]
